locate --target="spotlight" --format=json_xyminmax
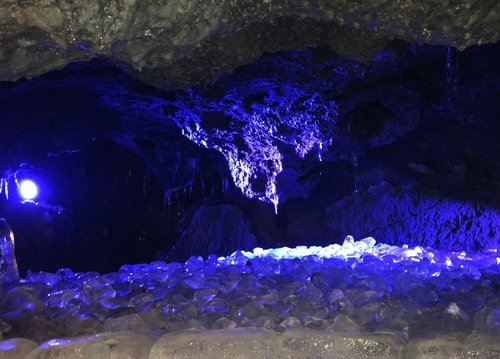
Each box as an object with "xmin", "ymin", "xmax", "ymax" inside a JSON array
[{"xmin": 18, "ymin": 179, "xmax": 38, "ymax": 201}]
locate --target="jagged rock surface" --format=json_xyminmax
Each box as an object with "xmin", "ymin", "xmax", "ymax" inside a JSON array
[
  {"xmin": 1, "ymin": 0, "xmax": 499, "ymax": 88},
  {"xmin": 325, "ymin": 182, "xmax": 500, "ymax": 251},
  {"xmin": 170, "ymin": 204, "xmax": 257, "ymax": 261}
]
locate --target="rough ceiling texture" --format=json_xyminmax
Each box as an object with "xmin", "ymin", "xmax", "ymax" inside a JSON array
[{"xmin": 1, "ymin": 0, "xmax": 499, "ymax": 88}]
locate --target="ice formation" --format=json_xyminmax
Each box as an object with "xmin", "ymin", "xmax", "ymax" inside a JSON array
[
  {"xmin": 0, "ymin": 236, "xmax": 499, "ymax": 358},
  {"xmin": 0, "ymin": 218, "xmax": 20, "ymax": 288}
]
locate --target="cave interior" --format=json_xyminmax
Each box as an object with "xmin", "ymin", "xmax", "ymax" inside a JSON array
[{"xmin": 0, "ymin": 1, "xmax": 499, "ymax": 358}]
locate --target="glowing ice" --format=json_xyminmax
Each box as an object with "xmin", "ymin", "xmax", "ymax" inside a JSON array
[
  {"xmin": 222, "ymin": 235, "xmax": 494, "ymax": 269},
  {"xmin": 1, "ymin": 234, "xmax": 499, "ymax": 347},
  {"xmin": 0, "ymin": 218, "xmax": 20, "ymax": 287},
  {"xmin": 0, "ymin": 177, "xmax": 9, "ymax": 200}
]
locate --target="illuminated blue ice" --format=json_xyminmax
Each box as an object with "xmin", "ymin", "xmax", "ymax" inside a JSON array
[
  {"xmin": 223, "ymin": 236, "xmax": 456, "ymax": 264},
  {"xmin": 0, "ymin": 340, "xmax": 15, "ymax": 350},
  {"xmin": 1, "ymin": 236, "xmax": 498, "ymax": 343}
]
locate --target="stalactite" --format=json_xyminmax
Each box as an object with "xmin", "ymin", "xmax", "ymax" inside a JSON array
[
  {"xmin": 0, "ymin": 218, "xmax": 20, "ymax": 288},
  {"xmin": 0, "ymin": 177, "xmax": 7, "ymax": 200},
  {"xmin": 446, "ymin": 46, "xmax": 459, "ymax": 101},
  {"xmin": 352, "ymin": 152, "xmax": 360, "ymax": 194}
]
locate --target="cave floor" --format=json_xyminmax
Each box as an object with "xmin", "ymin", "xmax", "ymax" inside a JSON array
[{"xmin": 0, "ymin": 237, "xmax": 499, "ymax": 358}]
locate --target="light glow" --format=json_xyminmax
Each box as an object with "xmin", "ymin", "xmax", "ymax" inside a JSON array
[{"xmin": 18, "ymin": 179, "xmax": 38, "ymax": 200}]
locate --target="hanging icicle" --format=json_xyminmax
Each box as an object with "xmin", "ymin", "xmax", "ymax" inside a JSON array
[
  {"xmin": 0, "ymin": 218, "xmax": 20, "ymax": 287},
  {"xmin": 142, "ymin": 175, "xmax": 147, "ymax": 201},
  {"xmin": 188, "ymin": 181, "xmax": 193, "ymax": 200},
  {"xmin": 164, "ymin": 190, "xmax": 171, "ymax": 215},
  {"xmin": 352, "ymin": 152, "xmax": 360, "ymax": 194},
  {"xmin": 0, "ymin": 178, "xmax": 6, "ymax": 199},
  {"xmin": 446, "ymin": 46, "xmax": 458, "ymax": 98}
]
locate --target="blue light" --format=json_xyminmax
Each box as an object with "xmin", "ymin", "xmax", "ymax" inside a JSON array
[{"xmin": 19, "ymin": 179, "xmax": 38, "ymax": 200}]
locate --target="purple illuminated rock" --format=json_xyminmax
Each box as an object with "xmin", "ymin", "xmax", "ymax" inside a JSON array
[{"xmin": 325, "ymin": 182, "xmax": 500, "ymax": 251}]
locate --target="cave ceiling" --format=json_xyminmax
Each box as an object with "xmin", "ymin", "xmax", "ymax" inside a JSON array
[{"xmin": 0, "ymin": 0, "xmax": 499, "ymax": 88}]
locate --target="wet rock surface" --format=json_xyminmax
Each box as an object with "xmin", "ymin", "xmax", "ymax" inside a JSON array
[
  {"xmin": 0, "ymin": 338, "xmax": 37, "ymax": 359},
  {"xmin": 24, "ymin": 331, "xmax": 154, "ymax": 359},
  {"xmin": 1, "ymin": 1, "xmax": 499, "ymax": 89}
]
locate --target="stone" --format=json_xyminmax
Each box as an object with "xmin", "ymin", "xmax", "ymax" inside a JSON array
[
  {"xmin": 404, "ymin": 334, "xmax": 500, "ymax": 359},
  {"xmin": 486, "ymin": 308, "xmax": 500, "ymax": 336},
  {"xmin": 280, "ymin": 329, "xmax": 403, "ymax": 359},
  {"xmin": 332, "ymin": 314, "xmax": 365, "ymax": 333},
  {"xmin": 103, "ymin": 314, "xmax": 160, "ymax": 338},
  {"xmin": 149, "ymin": 327, "xmax": 405, "ymax": 359},
  {"xmin": 148, "ymin": 327, "xmax": 277, "ymax": 359},
  {"xmin": 11, "ymin": 315, "xmax": 58, "ymax": 344},
  {"xmin": 24, "ymin": 331, "xmax": 153, "ymax": 359},
  {"xmin": 0, "ymin": 287, "xmax": 44, "ymax": 321},
  {"xmin": 63, "ymin": 316, "xmax": 104, "ymax": 338},
  {"xmin": 0, "ymin": 338, "xmax": 38, "ymax": 359}
]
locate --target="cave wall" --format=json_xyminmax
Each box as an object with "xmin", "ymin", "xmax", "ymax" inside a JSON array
[{"xmin": 0, "ymin": 40, "xmax": 499, "ymax": 272}]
